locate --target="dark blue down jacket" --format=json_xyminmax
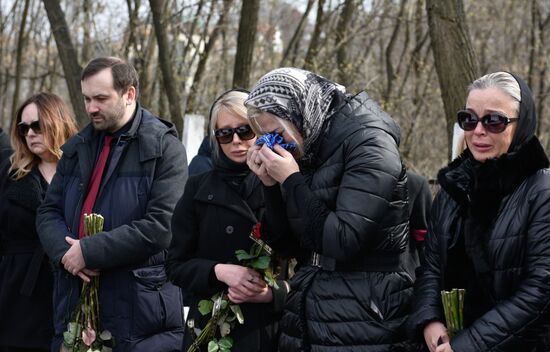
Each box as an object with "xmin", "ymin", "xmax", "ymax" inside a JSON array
[{"xmin": 36, "ymin": 106, "xmax": 188, "ymax": 351}]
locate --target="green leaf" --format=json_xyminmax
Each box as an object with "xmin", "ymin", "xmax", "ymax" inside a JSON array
[
  {"xmin": 63, "ymin": 331, "xmax": 75, "ymax": 346},
  {"xmin": 208, "ymin": 340, "xmax": 219, "ymax": 352},
  {"xmin": 220, "ymin": 299, "xmax": 228, "ymax": 310},
  {"xmin": 235, "ymin": 249, "xmax": 256, "ymax": 261},
  {"xmin": 264, "ymin": 271, "xmax": 279, "ymax": 289},
  {"xmin": 229, "ymin": 305, "xmax": 244, "ymax": 324},
  {"xmin": 218, "ymin": 336, "xmax": 233, "ymax": 349},
  {"xmin": 68, "ymin": 322, "xmax": 79, "ymax": 334},
  {"xmin": 198, "ymin": 300, "xmax": 214, "ymax": 315},
  {"xmin": 250, "ymin": 256, "xmax": 270, "ymax": 270}
]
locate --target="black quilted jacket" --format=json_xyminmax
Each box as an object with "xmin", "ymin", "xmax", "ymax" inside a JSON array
[
  {"xmin": 408, "ymin": 136, "xmax": 550, "ymax": 351},
  {"xmin": 264, "ymin": 92, "xmax": 417, "ymax": 351}
]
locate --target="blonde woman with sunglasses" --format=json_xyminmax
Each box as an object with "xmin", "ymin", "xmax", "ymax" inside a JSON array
[
  {"xmin": 408, "ymin": 72, "xmax": 550, "ymax": 352},
  {"xmin": 166, "ymin": 89, "xmax": 290, "ymax": 352}
]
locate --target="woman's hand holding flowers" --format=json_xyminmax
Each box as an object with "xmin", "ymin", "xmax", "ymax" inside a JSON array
[
  {"xmin": 190, "ymin": 225, "xmax": 279, "ymax": 351},
  {"xmin": 214, "ymin": 263, "xmax": 266, "ymax": 303},
  {"xmin": 228, "ymin": 284, "xmax": 273, "ymax": 304}
]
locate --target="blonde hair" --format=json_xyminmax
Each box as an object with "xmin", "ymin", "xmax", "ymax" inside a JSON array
[
  {"xmin": 9, "ymin": 92, "xmax": 78, "ymax": 180},
  {"xmin": 247, "ymin": 106, "xmax": 305, "ymax": 158},
  {"xmin": 469, "ymin": 72, "xmax": 521, "ymax": 114},
  {"xmin": 209, "ymin": 90, "xmax": 250, "ymax": 159}
]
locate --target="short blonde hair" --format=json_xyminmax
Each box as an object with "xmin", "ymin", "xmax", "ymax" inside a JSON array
[
  {"xmin": 209, "ymin": 90, "xmax": 249, "ymax": 159},
  {"xmin": 9, "ymin": 92, "xmax": 78, "ymax": 180}
]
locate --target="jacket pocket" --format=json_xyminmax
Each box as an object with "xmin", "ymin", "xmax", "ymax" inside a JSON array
[{"xmin": 131, "ymin": 264, "xmax": 184, "ymax": 338}]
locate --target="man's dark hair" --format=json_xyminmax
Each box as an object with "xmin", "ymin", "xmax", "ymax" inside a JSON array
[{"xmin": 81, "ymin": 57, "xmax": 139, "ymax": 97}]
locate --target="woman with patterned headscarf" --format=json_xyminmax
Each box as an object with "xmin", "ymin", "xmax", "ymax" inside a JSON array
[{"xmin": 244, "ymin": 68, "xmax": 418, "ymax": 351}]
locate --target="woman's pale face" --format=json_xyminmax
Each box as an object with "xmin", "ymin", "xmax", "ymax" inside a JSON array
[
  {"xmin": 465, "ymin": 87, "xmax": 518, "ymax": 162},
  {"xmin": 217, "ymin": 110, "xmax": 257, "ymax": 163},
  {"xmin": 20, "ymin": 103, "xmax": 53, "ymax": 161},
  {"xmin": 255, "ymin": 112, "xmax": 303, "ymax": 157}
]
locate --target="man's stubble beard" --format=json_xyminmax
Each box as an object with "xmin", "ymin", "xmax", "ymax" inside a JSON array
[{"xmin": 90, "ymin": 99, "xmax": 127, "ymax": 132}]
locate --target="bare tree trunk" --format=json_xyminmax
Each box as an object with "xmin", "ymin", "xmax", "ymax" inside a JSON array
[
  {"xmin": 11, "ymin": 0, "xmax": 31, "ymax": 119},
  {"xmin": 1, "ymin": 2, "xmax": 20, "ymax": 121},
  {"xmin": 81, "ymin": 0, "xmax": 92, "ymax": 63},
  {"xmin": 335, "ymin": 0, "xmax": 355, "ymax": 84},
  {"xmin": 426, "ymin": 0, "xmax": 478, "ymax": 160},
  {"xmin": 177, "ymin": 0, "xmax": 205, "ymax": 78},
  {"xmin": 124, "ymin": 0, "xmax": 141, "ymax": 58},
  {"xmin": 186, "ymin": 0, "xmax": 232, "ymax": 114},
  {"xmin": 280, "ymin": 0, "xmax": 314, "ymax": 66},
  {"xmin": 383, "ymin": 0, "xmax": 407, "ymax": 104},
  {"xmin": 304, "ymin": 0, "xmax": 326, "ymax": 71},
  {"xmin": 149, "ymin": 0, "xmax": 184, "ymax": 136},
  {"xmin": 39, "ymin": 34, "xmax": 55, "ymax": 91},
  {"xmin": 182, "ymin": 0, "xmax": 216, "ymax": 94},
  {"xmin": 42, "ymin": 0, "xmax": 87, "ymax": 126},
  {"xmin": 232, "ymin": 0, "xmax": 259, "ymax": 89},
  {"xmin": 536, "ymin": 9, "xmax": 549, "ymax": 137}
]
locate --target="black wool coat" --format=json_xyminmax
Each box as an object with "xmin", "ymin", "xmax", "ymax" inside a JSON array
[
  {"xmin": 408, "ymin": 136, "xmax": 550, "ymax": 351},
  {"xmin": 166, "ymin": 170, "xmax": 284, "ymax": 352},
  {"xmin": 0, "ymin": 163, "xmax": 53, "ymax": 349}
]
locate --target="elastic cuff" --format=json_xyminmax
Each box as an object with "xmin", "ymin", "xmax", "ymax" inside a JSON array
[{"xmin": 281, "ymin": 172, "xmax": 304, "ymax": 190}]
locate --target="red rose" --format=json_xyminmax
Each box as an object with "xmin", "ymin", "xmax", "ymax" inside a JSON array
[{"xmin": 252, "ymin": 222, "xmax": 261, "ymax": 239}]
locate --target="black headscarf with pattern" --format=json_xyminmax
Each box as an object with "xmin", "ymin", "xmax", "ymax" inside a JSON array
[{"xmin": 244, "ymin": 67, "xmax": 346, "ymax": 155}]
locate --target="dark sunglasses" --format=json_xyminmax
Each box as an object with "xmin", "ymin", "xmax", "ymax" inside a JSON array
[
  {"xmin": 214, "ymin": 125, "xmax": 255, "ymax": 144},
  {"xmin": 457, "ymin": 110, "xmax": 519, "ymax": 134},
  {"xmin": 17, "ymin": 120, "xmax": 42, "ymax": 137}
]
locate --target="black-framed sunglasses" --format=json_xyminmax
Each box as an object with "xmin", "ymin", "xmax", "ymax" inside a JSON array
[
  {"xmin": 457, "ymin": 110, "xmax": 519, "ymax": 134},
  {"xmin": 17, "ymin": 120, "xmax": 42, "ymax": 137},
  {"xmin": 214, "ymin": 124, "xmax": 255, "ymax": 144}
]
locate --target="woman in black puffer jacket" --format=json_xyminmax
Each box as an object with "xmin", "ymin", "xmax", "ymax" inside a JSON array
[
  {"xmin": 407, "ymin": 72, "xmax": 550, "ymax": 352},
  {"xmin": 245, "ymin": 68, "xmax": 418, "ymax": 351}
]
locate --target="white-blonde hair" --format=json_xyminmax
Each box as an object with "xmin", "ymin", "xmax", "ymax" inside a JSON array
[{"xmin": 469, "ymin": 72, "xmax": 521, "ymax": 114}]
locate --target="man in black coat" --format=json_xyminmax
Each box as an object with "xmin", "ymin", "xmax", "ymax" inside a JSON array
[{"xmin": 37, "ymin": 57, "xmax": 188, "ymax": 351}]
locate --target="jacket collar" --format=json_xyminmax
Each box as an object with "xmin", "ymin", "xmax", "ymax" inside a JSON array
[
  {"xmin": 194, "ymin": 171, "xmax": 259, "ymax": 224},
  {"xmin": 438, "ymin": 136, "xmax": 549, "ymax": 211},
  {"xmin": 304, "ymin": 92, "xmax": 401, "ymax": 168},
  {"xmin": 61, "ymin": 104, "xmax": 178, "ymax": 162}
]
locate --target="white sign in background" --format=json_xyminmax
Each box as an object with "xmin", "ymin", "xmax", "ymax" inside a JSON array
[{"xmin": 182, "ymin": 114, "xmax": 206, "ymax": 164}]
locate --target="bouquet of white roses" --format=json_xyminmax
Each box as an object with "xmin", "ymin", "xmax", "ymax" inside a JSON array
[{"xmin": 62, "ymin": 214, "xmax": 113, "ymax": 352}]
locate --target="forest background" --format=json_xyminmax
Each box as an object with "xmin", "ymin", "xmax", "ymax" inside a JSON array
[{"xmin": 0, "ymin": 0, "xmax": 548, "ymax": 180}]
